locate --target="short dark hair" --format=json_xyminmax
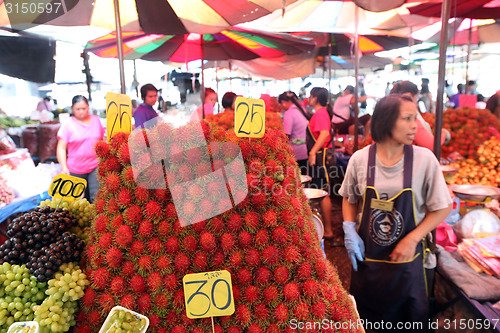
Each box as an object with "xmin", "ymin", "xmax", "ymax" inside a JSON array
[
  {"xmin": 71, "ymin": 95, "xmax": 89, "ymax": 107},
  {"xmin": 344, "ymin": 85, "xmax": 355, "ymax": 94},
  {"xmin": 371, "ymin": 94, "xmax": 413, "ymax": 142},
  {"xmin": 309, "ymin": 87, "xmax": 329, "ymax": 107},
  {"xmin": 140, "ymin": 83, "xmax": 158, "ymax": 100},
  {"xmin": 390, "ymin": 81, "xmax": 418, "ymax": 97},
  {"xmin": 221, "ymin": 92, "xmax": 237, "ymax": 109}
]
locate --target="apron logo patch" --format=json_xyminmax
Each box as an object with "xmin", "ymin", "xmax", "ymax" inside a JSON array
[{"xmin": 370, "ymin": 209, "xmax": 404, "ymax": 246}]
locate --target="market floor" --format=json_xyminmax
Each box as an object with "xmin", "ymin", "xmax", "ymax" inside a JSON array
[{"xmin": 323, "ymin": 195, "xmax": 352, "ymax": 291}]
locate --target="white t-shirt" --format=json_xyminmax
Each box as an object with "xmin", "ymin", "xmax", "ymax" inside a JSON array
[{"xmin": 338, "ymin": 145, "xmax": 452, "ymax": 226}]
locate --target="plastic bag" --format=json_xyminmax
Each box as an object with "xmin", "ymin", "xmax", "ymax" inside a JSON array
[
  {"xmin": 0, "ymin": 129, "xmax": 16, "ymax": 155},
  {"xmin": 38, "ymin": 122, "xmax": 60, "ymax": 162},
  {"xmin": 452, "ymin": 208, "xmax": 500, "ymax": 242},
  {"xmin": 21, "ymin": 125, "xmax": 38, "ymax": 157}
]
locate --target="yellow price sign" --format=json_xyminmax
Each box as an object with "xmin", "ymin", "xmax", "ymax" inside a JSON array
[
  {"xmin": 48, "ymin": 174, "xmax": 87, "ymax": 202},
  {"xmin": 234, "ymin": 97, "xmax": 265, "ymax": 138},
  {"xmin": 183, "ymin": 270, "xmax": 234, "ymax": 319},
  {"xmin": 106, "ymin": 92, "xmax": 132, "ymax": 141}
]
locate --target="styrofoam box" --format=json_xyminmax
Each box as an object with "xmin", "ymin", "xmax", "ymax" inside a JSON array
[
  {"xmin": 7, "ymin": 321, "xmax": 39, "ymax": 333},
  {"xmin": 99, "ymin": 306, "xmax": 149, "ymax": 333}
]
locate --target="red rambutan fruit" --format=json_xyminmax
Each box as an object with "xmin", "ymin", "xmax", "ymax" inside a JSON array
[
  {"xmin": 148, "ymin": 313, "xmax": 161, "ymax": 329},
  {"xmin": 207, "ymin": 216, "xmax": 224, "ymax": 234},
  {"xmin": 295, "ymin": 215, "xmax": 305, "ymax": 229},
  {"xmin": 172, "ymin": 289, "xmax": 185, "ymax": 310},
  {"xmin": 165, "ymin": 236, "xmax": 179, "ymax": 254},
  {"xmin": 193, "ymin": 252, "xmax": 208, "ymax": 271},
  {"xmin": 274, "ymin": 303, "xmax": 289, "ymax": 323},
  {"xmin": 163, "ymin": 274, "xmax": 177, "ymax": 291},
  {"xmin": 174, "ymin": 253, "xmax": 190, "ymax": 272},
  {"xmin": 252, "ymin": 143, "xmax": 268, "ymax": 160},
  {"xmin": 145, "ymin": 201, "xmax": 163, "ymax": 221},
  {"xmin": 91, "ymin": 253, "xmax": 104, "ymax": 267},
  {"xmin": 122, "ymin": 260, "xmax": 135, "ymax": 277},
  {"xmin": 102, "ymin": 157, "xmax": 122, "ymax": 175},
  {"xmin": 246, "ymin": 173, "xmax": 260, "ymax": 192},
  {"xmin": 97, "ymin": 232, "xmax": 113, "ymax": 251},
  {"xmin": 247, "ymin": 324, "xmax": 264, "ymax": 333},
  {"xmin": 129, "ymin": 240, "xmax": 144, "ymax": 257},
  {"xmin": 228, "ymin": 251, "xmax": 243, "ymax": 269},
  {"xmin": 254, "ymin": 229, "xmax": 269, "ymax": 249},
  {"xmin": 129, "ymin": 275, "xmax": 145, "ymax": 294},
  {"xmin": 293, "ymin": 301, "xmax": 309, "ymax": 321},
  {"xmin": 284, "ymin": 246, "xmax": 301, "ymax": 265},
  {"xmin": 117, "ymin": 188, "xmax": 133, "ymax": 208},
  {"xmin": 147, "ymin": 237, "xmax": 162, "ymax": 256},
  {"xmin": 244, "ymin": 211, "xmax": 259, "ymax": 231},
  {"xmin": 137, "ymin": 293, "xmax": 151, "ymax": 314},
  {"xmin": 227, "ymin": 213, "xmax": 242, "ymax": 231},
  {"xmin": 147, "ymin": 271, "xmax": 163, "ymax": 294},
  {"xmin": 181, "ymin": 234, "xmax": 197, "ymax": 253},
  {"xmin": 262, "ymin": 245, "xmax": 280, "ymax": 267},
  {"xmin": 156, "ymin": 255, "xmax": 172, "ymax": 273},
  {"xmin": 315, "ymin": 259, "xmax": 329, "ymax": 279},
  {"xmin": 74, "ymin": 324, "xmax": 91, "ymax": 333},
  {"xmin": 187, "ymin": 182, "xmax": 203, "ymax": 200},
  {"xmin": 262, "ymin": 210, "xmax": 278, "ymax": 228},
  {"xmin": 181, "ymin": 200, "xmax": 196, "ymax": 218},
  {"xmin": 98, "ymin": 292, "xmax": 115, "ymax": 313},
  {"xmin": 264, "ymin": 159, "xmax": 280, "ymax": 176},
  {"xmin": 290, "ymin": 230, "xmax": 300, "ymax": 245},
  {"xmin": 87, "ymin": 310, "xmax": 101, "ymax": 326},
  {"xmin": 199, "ymin": 232, "xmax": 216, "ymax": 253},
  {"xmin": 106, "ymin": 198, "xmax": 119, "ymax": 215},
  {"xmin": 124, "ymin": 205, "xmax": 142, "ymax": 224},
  {"xmin": 220, "ymin": 233, "xmax": 235, "ymax": 253},
  {"xmin": 105, "ymin": 173, "xmax": 121, "ymax": 194},
  {"xmin": 227, "ymin": 326, "xmax": 242, "ymax": 333},
  {"xmin": 138, "ymin": 220, "xmax": 154, "ymax": 240},
  {"xmin": 284, "ymin": 282, "xmax": 300, "ymax": 302},
  {"xmin": 81, "ymin": 288, "xmax": 97, "ymax": 309},
  {"xmin": 118, "ymin": 144, "xmax": 130, "ymax": 165},
  {"xmin": 134, "ymin": 186, "xmax": 150, "ymax": 204},
  {"xmin": 248, "ymin": 160, "xmax": 264, "ymax": 175},
  {"xmin": 138, "ymin": 255, "xmax": 154, "ymax": 273},
  {"xmin": 273, "ymin": 189, "xmax": 290, "ymax": 208},
  {"xmin": 110, "ymin": 132, "xmax": 128, "ymax": 151},
  {"xmin": 231, "ymin": 285, "xmax": 241, "ymax": 303},
  {"xmin": 297, "ymin": 262, "xmax": 312, "ymax": 280},
  {"xmin": 110, "ymin": 276, "xmax": 126, "ymax": 297},
  {"xmin": 235, "ymin": 304, "xmax": 252, "ymax": 326},
  {"xmin": 110, "ymin": 214, "xmax": 124, "ymax": 230},
  {"xmin": 263, "ymin": 285, "xmax": 279, "ymax": 305},
  {"xmin": 272, "ymin": 226, "xmax": 289, "ymax": 244},
  {"xmin": 238, "ymin": 231, "xmax": 252, "ymax": 248},
  {"xmin": 164, "ymin": 202, "xmax": 177, "ymax": 220},
  {"xmin": 94, "ymin": 214, "xmax": 109, "ymax": 235},
  {"xmin": 157, "ymin": 220, "xmax": 171, "ymax": 240},
  {"xmin": 274, "ymin": 265, "xmax": 290, "ymax": 285},
  {"xmin": 95, "ymin": 198, "xmax": 106, "ymax": 214},
  {"xmin": 255, "ymin": 267, "xmax": 272, "ymax": 285},
  {"xmin": 95, "ymin": 140, "xmax": 111, "ymax": 159},
  {"xmin": 279, "ymin": 207, "xmax": 296, "ymax": 226},
  {"xmin": 236, "ymin": 268, "xmax": 252, "ymax": 286},
  {"xmin": 254, "ymin": 303, "xmax": 269, "ymax": 322},
  {"xmin": 311, "ymin": 301, "xmax": 327, "ymax": 319},
  {"xmin": 115, "ymin": 224, "xmax": 133, "ymax": 249},
  {"xmin": 86, "ymin": 245, "xmax": 95, "ymax": 263},
  {"xmin": 177, "ymin": 164, "xmax": 192, "ymax": 183},
  {"xmin": 154, "ymin": 188, "xmax": 168, "ymax": 202},
  {"xmin": 303, "ymin": 280, "xmax": 320, "ymax": 300},
  {"xmin": 244, "ymin": 249, "xmax": 261, "ymax": 268},
  {"xmin": 212, "ymin": 252, "xmax": 225, "ymax": 267},
  {"xmin": 261, "ymin": 175, "xmax": 275, "ymax": 192},
  {"xmin": 195, "ymin": 161, "xmax": 212, "ymax": 179},
  {"xmin": 121, "ymin": 166, "xmax": 136, "ymax": 188},
  {"xmin": 154, "ymin": 294, "xmax": 170, "ymax": 311},
  {"xmin": 244, "ymin": 285, "xmax": 259, "ymax": 303},
  {"xmin": 105, "ymin": 247, "xmax": 123, "ymax": 269}
]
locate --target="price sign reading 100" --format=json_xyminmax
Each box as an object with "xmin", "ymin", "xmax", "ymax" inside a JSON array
[{"xmin": 48, "ymin": 174, "xmax": 87, "ymax": 202}]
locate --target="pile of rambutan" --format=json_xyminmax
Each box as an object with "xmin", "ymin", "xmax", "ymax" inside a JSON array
[
  {"xmin": 75, "ymin": 118, "xmax": 362, "ymax": 333},
  {"xmin": 205, "ymin": 110, "xmax": 283, "ymax": 132}
]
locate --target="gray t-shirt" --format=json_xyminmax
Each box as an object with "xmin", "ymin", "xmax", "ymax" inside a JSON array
[{"xmin": 338, "ymin": 145, "xmax": 452, "ymax": 225}]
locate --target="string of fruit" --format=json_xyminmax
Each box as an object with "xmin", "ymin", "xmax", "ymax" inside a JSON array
[{"xmin": 39, "ymin": 198, "xmax": 95, "ymax": 241}]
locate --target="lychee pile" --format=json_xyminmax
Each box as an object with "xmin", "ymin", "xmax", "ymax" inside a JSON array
[{"xmin": 75, "ymin": 118, "xmax": 361, "ymax": 332}]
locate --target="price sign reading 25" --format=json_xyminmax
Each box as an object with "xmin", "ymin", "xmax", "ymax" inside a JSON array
[
  {"xmin": 48, "ymin": 174, "xmax": 87, "ymax": 202},
  {"xmin": 183, "ymin": 270, "xmax": 234, "ymax": 319},
  {"xmin": 106, "ymin": 92, "xmax": 132, "ymax": 141},
  {"xmin": 234, "ymin": 97, "xmax": 265, "ymax": 138}
]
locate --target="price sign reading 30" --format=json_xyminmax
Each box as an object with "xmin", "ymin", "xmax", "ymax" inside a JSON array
[
  {"xmin": 48, "ymin": 174, "xmax": 87, "ymax": 202},
  {"xmin": 234, "ymin": 97, "xmax": 265, "ymax": 138},
  {"xmin": 106, "ymin": 92, "xmax": 132, "ymax": 141},
  {"xmin": 183, "ymin": 270, "xmax": 234, "ymax": 319}
]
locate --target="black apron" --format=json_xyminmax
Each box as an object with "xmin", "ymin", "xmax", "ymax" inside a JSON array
[{"xmin": 350, "ymin": 144, "xmax": 429, "ymax": 332}]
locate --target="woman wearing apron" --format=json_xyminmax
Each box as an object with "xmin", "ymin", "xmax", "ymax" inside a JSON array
[
  {"xmin": 306, "ymin": 87, "xmax": 334, "ymax": 240},
  {"xmin": 339, "ymin": 95, "xmax": 451, "ymax": 331}
]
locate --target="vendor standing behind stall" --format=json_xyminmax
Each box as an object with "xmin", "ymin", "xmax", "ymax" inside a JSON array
[
  {"xmin": 339, "ymin": 94, "xmax": 451, "ymax": 331},
  {"xmin": 56, "ymin": 95, "xmax": 104, "ymax": 203}
]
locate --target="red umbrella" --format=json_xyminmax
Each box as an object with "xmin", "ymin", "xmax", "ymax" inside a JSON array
[
  {"xmin": 409, "ymin": 0, "xmax": 500, "ymax": 19},
  {"xmin": 84, "ymin": 27, "xmax": 316, "ymax": 63}
]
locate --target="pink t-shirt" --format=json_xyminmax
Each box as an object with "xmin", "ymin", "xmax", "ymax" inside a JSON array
[
  {"xmin": 332, "ymin": 94, "xmax": 352, "ymax": 123},
  {"xmin": 57, "ymin": 116, "xmax": 104, "ymax": 174},
  {"xmin": 309, "ymin": 107, "xmax": 332, "ymax": 149}
]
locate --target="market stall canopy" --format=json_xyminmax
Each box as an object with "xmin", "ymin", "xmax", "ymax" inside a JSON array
[
  {"xmin": 409, "ymin": 0, "xmax": 500, "ymax": 19},
  {"xmin": 0, "ymin": 35, "xmax": 55, "ymax": 83},
  {"xmin": 84, "ymin": 27, "xmax": 316, "ymax": 63},
  {"xmin": 0, "ymin": 0, "xmax": 299, "ymax": 34}
]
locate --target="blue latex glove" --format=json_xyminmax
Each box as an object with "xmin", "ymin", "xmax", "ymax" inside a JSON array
[{"xmin": 343, "ymin": 221, "xmax": 365, "ymax": 271}]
